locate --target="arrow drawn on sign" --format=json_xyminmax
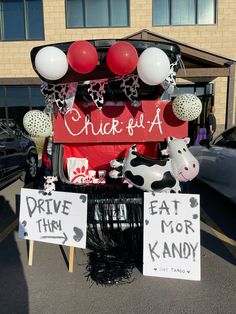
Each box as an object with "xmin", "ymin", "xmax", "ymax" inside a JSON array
[{"xmin": 41, "ymin": 232, "xmax": 68, "ymax": 245}]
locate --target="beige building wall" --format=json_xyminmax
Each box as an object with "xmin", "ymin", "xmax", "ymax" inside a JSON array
[{"xmin": 0, "ymin": 0, "xmax": 236, "ymax": 130}]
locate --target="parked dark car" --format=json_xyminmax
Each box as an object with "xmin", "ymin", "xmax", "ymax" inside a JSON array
[
  {"xmin": 190, "ymin": 125, "xmax": 236, "ymax": 204},
  {"xmin": 0, "ymin": 119, "xmax": 38, "ymax": 189}
]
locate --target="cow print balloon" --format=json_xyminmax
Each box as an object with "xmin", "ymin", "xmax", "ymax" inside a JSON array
[
  {"xmin": 23, "ymin": 110, "xmax": 52, "ymax": 137},
  {"xmin": 172, "ymin": 94, "xmax": 202, "ymax": 121}
]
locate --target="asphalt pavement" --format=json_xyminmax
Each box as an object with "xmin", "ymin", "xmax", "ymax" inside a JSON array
[{"xmin": 0, "ymin": 179, "xmax": 236, "ymax": 314}]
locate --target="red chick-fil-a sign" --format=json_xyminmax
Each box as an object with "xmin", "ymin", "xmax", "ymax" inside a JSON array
[{"xmin": 53, "ymin": 100, "xmax": 187, "ymax": 143}]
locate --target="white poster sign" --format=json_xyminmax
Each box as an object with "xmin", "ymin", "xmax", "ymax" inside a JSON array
[
  {"xmin": 19, "ymin": 188, "xmax": 87, "ymax": 248},
  {"xmin": 143, "ymin": 192, "xmax": 201, "ymax": 281}
]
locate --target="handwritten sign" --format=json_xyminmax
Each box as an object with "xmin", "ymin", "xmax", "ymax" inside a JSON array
[
  {"xmin": 143, "ymin": 192, "xmax": 200, "ymax": 281},
  {"xmin": 54, "ymin": 100, "xmax": 187, "ymax": 143},
  {"xmin": 19, "ymin": 189, "xmax": 87, "ymax": 248}
]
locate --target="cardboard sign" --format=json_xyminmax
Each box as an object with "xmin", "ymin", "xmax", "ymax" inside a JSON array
[
  {"xmin": 19, "ymin": 189, "xmax": 87, "ymax": 248},
  {"xmin": 54, "ymin": 100, "xmax": 187, "ymax": 143},
  {"xmin": 143, "ymin": 192, "xmax": 201, "ymax": 281}
]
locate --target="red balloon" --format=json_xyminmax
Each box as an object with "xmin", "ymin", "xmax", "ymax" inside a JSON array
[
  {"xmin": 106, "ymin": 41, "xmax": 138, "ymax": 76},
  {"xmin": 67, "ymin": 40, "xmax": 98, "ymax": 74}
]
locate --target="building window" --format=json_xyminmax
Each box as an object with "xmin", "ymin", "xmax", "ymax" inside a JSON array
[
  {"xmin": 0, "ymin": 0, "xmax": 44, "ymax": 40},
  {"xmin": 153, "ymin": 0, "xmax": 216, "ymax": 26},
  {"xmin": 66, "ymin": 0, "xmax": 129, "ymax": 28},
  {"xmin": 0, "ymin": 85, "xmax": 45, "ymax": 128}
]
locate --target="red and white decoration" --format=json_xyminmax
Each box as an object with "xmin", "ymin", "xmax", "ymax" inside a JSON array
[
  {"xmin": 54, "ymin": 100, "xmax": 187, "ymax": 143},
  {"xmin": 67, "ymin": 157, "xmax": 89, "ymax": 184}
]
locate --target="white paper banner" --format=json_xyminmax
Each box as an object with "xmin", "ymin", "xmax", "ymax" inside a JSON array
[
  {"xmin": 143, "ymin": 192, "xmax": 201, "ymax": 281},
  {"xmin": 19, "ymin": 188, "xmax": 87, "ymax": 248}
]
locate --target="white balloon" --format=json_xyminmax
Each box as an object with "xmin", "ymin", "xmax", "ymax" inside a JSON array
[
  {"xmin": 172, "ymin": 94, "xmax": 202, "ymax": 121},
  {"xmin": 35, "ymin": 46, "xmax": 68, "ymax": 80},
  {"xmin": 137, "ymin": 47, "xmax": 170, "ymax": 86},
  {"xmin": 23, "ymin": 110, "xmax": 52, "ymax": 137}
]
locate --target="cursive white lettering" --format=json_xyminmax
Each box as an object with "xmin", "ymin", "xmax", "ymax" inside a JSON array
[
  {"xmin": 126, "ymin": 114, "xmax": 145, "ymax": 136},
  {"xmin": 64, "ymin": 108, "xmax": 123, "ymax": 137},
  {"xmin": 148, "ymin": 108, "xmax": 163, "ymax": 134},
  {"xmin": 64, "ymin": 106, "xmax": 165, "ymax": 139}
]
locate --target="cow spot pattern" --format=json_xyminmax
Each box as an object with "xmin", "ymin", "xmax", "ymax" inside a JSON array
[
  {"xmin": 172, "ymin": 94, "xmax": 202, "ymax": 122},
  {"xmin": 23, "ymin": 110, "xmax": 52, "ymax": 137}
]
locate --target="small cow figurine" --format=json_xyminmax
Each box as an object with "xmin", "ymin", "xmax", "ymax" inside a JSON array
[
  {"xmin": 109, "ymin": 137, "xmax": 199, "ymax": 193},
  {"xmin": 43, "ymin": 176, "xmax": 58, "ymax": 195}
]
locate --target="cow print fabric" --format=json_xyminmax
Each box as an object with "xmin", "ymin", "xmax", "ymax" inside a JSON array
[
  {"xmin": 161, "ymin": 60, "xmax": 178, "ymax": 94},
  {"xmin": 40, "ymin": 74, "xmax": 143, "ymax": 113},
  {"xmin": 41, "ymin": 82, "xmax": 78, "ymax": 114},
  {"xmin": 87, "ymin": 79, "xmax": 108, "ymax": 110},
  {"xmin": 120, "ymin": 75, "xmax": 140, "ymax": 101}
]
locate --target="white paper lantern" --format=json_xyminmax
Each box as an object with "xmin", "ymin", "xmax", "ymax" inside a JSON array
[
  {"xmin": 137, "ymin": 47, "xmax": 170, "ymax": 86},
  {"xmin": 172, "ymin": 94, "xmax": 202, "ymax": 121},
  {"xmin": 23, "ymin": 110, "xmax": 52, "ymax": 137},
  {"xmin": 35, "ymin": 46, "xmax": 68, "ymax": 80}
]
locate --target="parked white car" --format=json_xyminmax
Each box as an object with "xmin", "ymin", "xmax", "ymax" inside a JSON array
[{"xmin": 189, "ymin": 126, "xmax": 236, "ymax": 204}]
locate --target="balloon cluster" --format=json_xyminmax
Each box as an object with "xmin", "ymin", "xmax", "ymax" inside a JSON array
[
  {"xmin": 35, "ymin": 41, "xmax": 98, "ymax": 80},
  {"xmin": 34, "ymin": 40, "xmax": 171, "ymax": 86}
]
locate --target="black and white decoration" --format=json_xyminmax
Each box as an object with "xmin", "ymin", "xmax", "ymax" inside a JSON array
[
  {"xmin": 41, "ymin": 82, "xmax": 78, "ymax": 114},
  {"xmin": 87, "ymin": 79, "xmax": 108, "ymax": 111},
  {"xmin": 23, "ymin": 110, "xmax": 52, "ymax": 137},
  {"xmin": 40, "ymin": 74, "xmax": 143, "ymax": 113},
  {"xmin": 172, "ymin": 94, "xmax": 202, "ymax": 121}
]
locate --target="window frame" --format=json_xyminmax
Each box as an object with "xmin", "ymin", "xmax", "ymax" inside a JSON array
[
  {"xmin": 65, "ymin": 0, "xmax": 130, "ymax": 29},
  {"xmin": 0, "ymin": 85, "xmax": 45, "ymax": 126},
  {"xmin": 0, "ymin": 0, "xmax": 45, "ymax": 41},
  {"xmin": 152, "ymin": 0, "xmax": 217, "ymax": 26}
]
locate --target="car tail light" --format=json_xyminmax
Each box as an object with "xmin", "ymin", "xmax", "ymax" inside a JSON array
[
  {"xmin": 46, "ymin": 137, "xmax": 53, "ymax": 155},
  {"xmin": 42, "ymin": 136, "xmax": 52, "ymax": 171}
]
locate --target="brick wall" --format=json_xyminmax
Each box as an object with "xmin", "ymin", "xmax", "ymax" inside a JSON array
[{"xmin": 0, "ymin": 0, "xmax": 235, "ymax": 129}]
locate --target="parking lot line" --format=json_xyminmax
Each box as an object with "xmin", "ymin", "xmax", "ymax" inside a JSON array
[
  {"xmin": 201, "ymin": 210, "xmax": 236, "ymax": 257},
  {"xmin": 0, "ymin": 219, "xmax": 18, "ymax": 242},
  {"xmin": 207, "ymin": 225, "xmax": 236, "ymax": 247}
]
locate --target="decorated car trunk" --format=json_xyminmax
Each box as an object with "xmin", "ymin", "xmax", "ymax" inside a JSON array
[
  {"xmin": 28, "ymin": 39, "xmax": 194, "ymax": 184},
  {"xmin": 23, "ymin": 38, "xmax": 202, "ymax": 284}
]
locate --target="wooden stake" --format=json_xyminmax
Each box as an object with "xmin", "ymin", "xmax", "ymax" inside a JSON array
[
  {"xmin": 69, "ymin": 246, "xmax": 75, "ymax": 273},
  {"xmin": 28, "ymin": 240, "xmax": 34, "ymax": 266}
]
